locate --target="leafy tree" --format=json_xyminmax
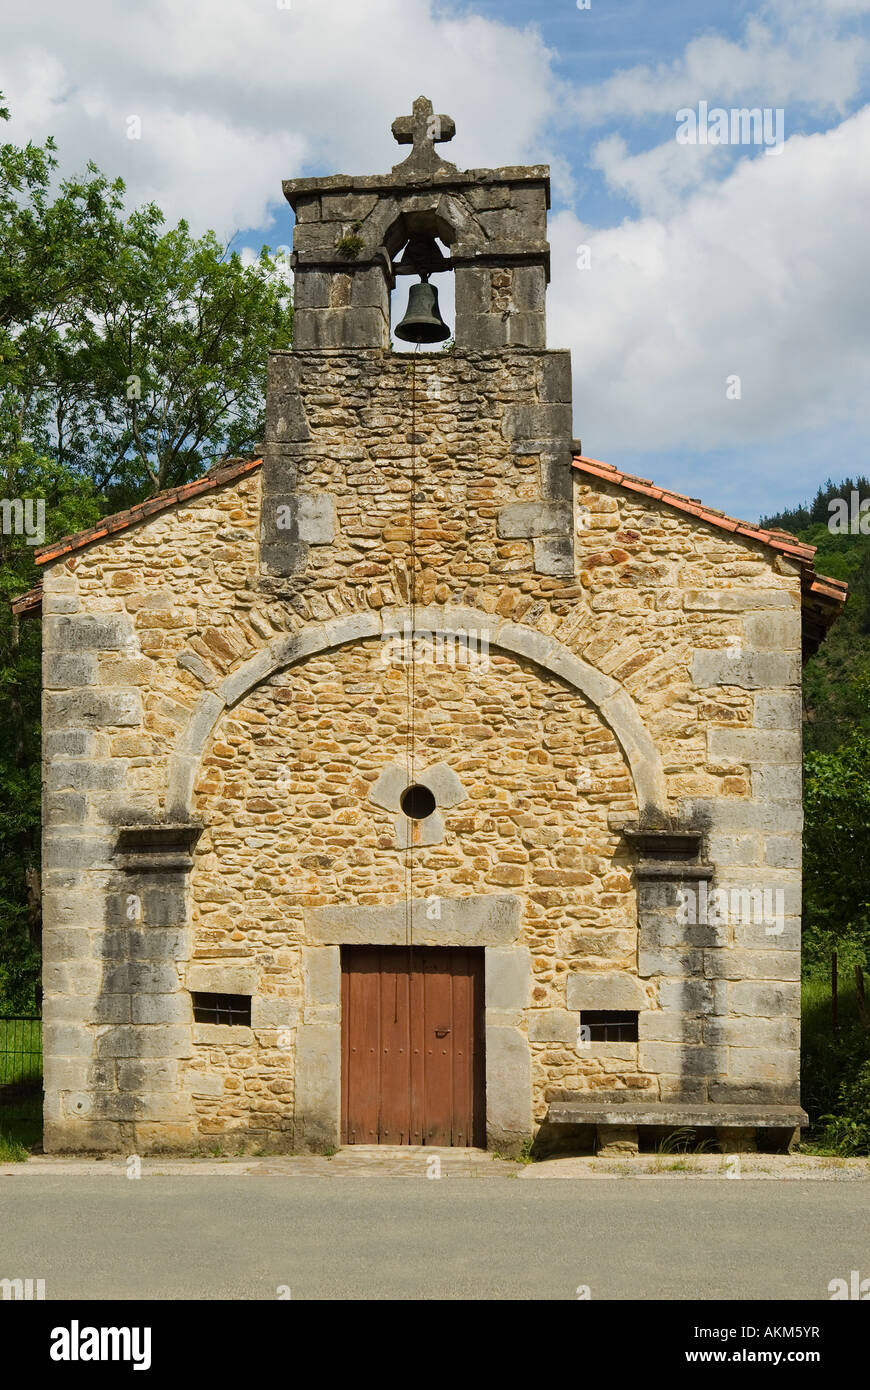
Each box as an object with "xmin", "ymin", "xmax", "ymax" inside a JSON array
[
  {"xmin": 801, "ymin": 527, "xmax": 870, "ymax": 753},
  {"xmin": 1, "ymin": 105, "xmax": 131, "ymax": 1004},
  {"xmin": 761, "ymin": 477, "xmax": 870, "ymax": 535},
  {"xmin": 803, "ymin": 731, "xmax": 870, "ymax": 964},
  {"xmin": 1, "ymin": 95, "xmax": 293, "ymax": 503},
  {"xmin": 0, "ymin": 101, "xmax": 127, "ymax": 470},
  {"xmin": 767, "ymin": 480, "xmax": 870, "ymax": 1148},
  {"xmin": 0, "ymin": 100, "xmax": 293, "ymax": 1007},
  {"xmin": 58, "ymin": 216, "xmax": 293, "ymax": 502}
]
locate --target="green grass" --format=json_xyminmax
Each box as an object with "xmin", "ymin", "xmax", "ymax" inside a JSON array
[
  {"xmin": 0, "ymin": 1092, "xmax": 42, "ymax": 1151},
  {"xmin": 0, "ymin": 1017, "xmax": 42, "ymax": 1088},
  {"xmin": 802, "ymin": 968, "xmax": 863, "ymax": 1028},
  {"xmin": 0, "ymin": 1017, "xmax": 42, "ymax": 1153},
  {"xmin": 654, "ymin": 1127, "xmax": 716, "ymax": 1156},
  {"xmin": 0, "ymin": 1129, "xmax": 29, "ymax": 1161},
  {"xmin": 801, "ymin": 958, "xmax": 870, "ymax": 1155}
]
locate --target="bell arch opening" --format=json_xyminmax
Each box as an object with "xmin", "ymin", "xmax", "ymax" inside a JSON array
[{"xmin": 386, "ymin": 209, "xmax": 456, "ymax": 352}]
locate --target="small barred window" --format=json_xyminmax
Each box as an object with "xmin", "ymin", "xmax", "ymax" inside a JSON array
[
  {"xmin": 580, "ymin": 1011, "xmax": 638, "ymax": 1042},
  {"xmin": 192, "ymin": 993, "xmax": 252, "ymax": 1027}
]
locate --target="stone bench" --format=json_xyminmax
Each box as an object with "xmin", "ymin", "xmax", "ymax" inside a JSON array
[{"xmin": 545, "ymin": 1101, "xmax": 809, "ymax": 1155}]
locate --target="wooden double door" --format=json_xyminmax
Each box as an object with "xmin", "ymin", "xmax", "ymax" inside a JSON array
[{"xmin": 341, "ymin": 946, "xmax": 485, "ymax": 1147}]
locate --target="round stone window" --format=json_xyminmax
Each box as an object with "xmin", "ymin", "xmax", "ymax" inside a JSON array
[{"xmin": 400, "ymin": 783, "xmax": 437, "ymax": 820}]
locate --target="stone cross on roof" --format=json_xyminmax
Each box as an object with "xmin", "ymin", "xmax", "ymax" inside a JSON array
[{"xmin": 391, "ymin": 95, "xmax": 457, "ymax": 174}]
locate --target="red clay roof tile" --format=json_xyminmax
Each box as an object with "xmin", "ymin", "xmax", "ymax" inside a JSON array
[
  {"xmin": 33, "ymin": 457, "xmax": 262, "ymax": 567},
  {"xmin": 571, "ymin": 453, "xmax": 845, "ymax": 653}
]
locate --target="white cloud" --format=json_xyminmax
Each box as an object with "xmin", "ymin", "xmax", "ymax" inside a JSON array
[
  {"xmin": 572, "ymin": 0, "xmax": 869, "ymax": 124},
  {"xmin": 549, "ymin": 107, "xmax": 870, "ymax": 456},
  {"xmin": 1, "ymin": 0, "xmax": 562, "ymax": 237},
  {"xmin": 3, "ymin": 0, "xmax": 868, "ymax": 509},
  {"xmin": 590, "ymin": 133, "xmax": 732, "ymax": 219}
]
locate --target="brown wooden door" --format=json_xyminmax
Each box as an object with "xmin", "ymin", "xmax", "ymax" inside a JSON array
[{"xmin": 341, "ymin": 946, "xmax": 485, "ymax": 1147}]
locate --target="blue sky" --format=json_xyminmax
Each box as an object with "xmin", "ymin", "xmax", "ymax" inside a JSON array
[{"xmin": 4, "ymin": 0, "xmax": 870, "ymax": 521}]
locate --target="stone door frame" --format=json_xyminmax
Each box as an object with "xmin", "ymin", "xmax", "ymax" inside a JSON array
[{"xmin": 296, "ymin": 894, "xmax": 532, "ymax": 1154}]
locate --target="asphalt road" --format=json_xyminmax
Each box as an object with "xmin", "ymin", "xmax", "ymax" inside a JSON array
[{"xmin": 0, "ymin": 1176, "xmax": 867, "ymax": 1300}]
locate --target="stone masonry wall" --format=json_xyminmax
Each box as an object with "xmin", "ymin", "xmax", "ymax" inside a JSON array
[
  {"xmin": 185, "ymin": 640, "xmax": 642, "ymax": 1147},
  {"xmin": 260, "ymin": 347, "xmax": 574, "ymax": 582},
  {"xmin": 40, "ymin": 346, "xmax": 803, "ymax": 1150},
  {"xmin": 574, "ymin": 480, "xmax": 803, "ymax": 1108}
]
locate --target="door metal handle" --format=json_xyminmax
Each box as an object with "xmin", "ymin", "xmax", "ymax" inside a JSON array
[{"xmin": 435, "ymin": 1028, "xmax": 450, "ymax": 1037}]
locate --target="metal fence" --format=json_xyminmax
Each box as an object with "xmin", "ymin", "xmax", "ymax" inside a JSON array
[{"xmin": 0, "ymin": 1014, "xmax": 42, "ymax": 1112}]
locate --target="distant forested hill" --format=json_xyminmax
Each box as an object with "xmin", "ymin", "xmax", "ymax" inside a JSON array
[
  {"xmin": 766, "ymin": 480, "xmax": 870, "ymax": 1151},
  {"xmin": 762, "ymin": 479, "xmax": 870, "ymax": 754}
]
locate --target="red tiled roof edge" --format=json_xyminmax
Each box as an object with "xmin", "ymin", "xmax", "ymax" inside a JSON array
[
  {"xmin": 32, "ymin": 456, "xmax": 263, "ymax": 568},
  {"xmin": 11, "ymin": 586, "xmax": 44, "ymax": 616},
  {"xmin": 572, "ymin": 453, "xmax": 847, "ymax": 610}
]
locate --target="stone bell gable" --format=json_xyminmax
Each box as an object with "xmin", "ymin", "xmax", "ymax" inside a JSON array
[
  {"xmin": 262, "ymin": 93, "xmax": 571, "ymax": 582},
  {"xmin": 23, "ymin": 98, "xmax": 846, "ymax": 1156},
  {"xmin": 286, "ymin": 93, "xmax": 550, "ymax": 352}
]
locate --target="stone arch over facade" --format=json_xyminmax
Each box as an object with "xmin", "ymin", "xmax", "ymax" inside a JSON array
[{"xmin": 167, "ymin": 604, "xmax": 669, "ymax": 822}]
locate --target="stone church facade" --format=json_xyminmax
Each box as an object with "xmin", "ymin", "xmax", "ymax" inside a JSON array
[{"xmin": 20, "ymin": 99, "xmax": 845, "ymax": 1155}]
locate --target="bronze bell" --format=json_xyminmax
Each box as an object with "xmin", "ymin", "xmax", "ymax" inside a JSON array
[{"xmin": 394, "ymin": 276, "xmax": 451, "ymax": 344}]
